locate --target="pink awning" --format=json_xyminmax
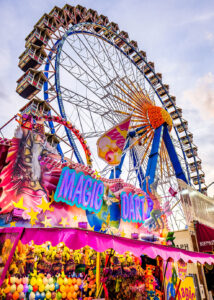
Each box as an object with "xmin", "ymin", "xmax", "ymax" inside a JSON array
[{"xmin": 13, "ymin": 227, "xmax": 214, "ymax": 264}]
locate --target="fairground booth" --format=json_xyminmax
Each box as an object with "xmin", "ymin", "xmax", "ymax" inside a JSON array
[{"xmin": 0, "ymin": 3, "xmax": 214, "ymax": 300}]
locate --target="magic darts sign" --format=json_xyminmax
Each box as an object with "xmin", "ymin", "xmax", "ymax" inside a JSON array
[
  {"xmin": 54, "ymin": 167, "xmax": 104, "ymax": 213},
  {"xmin": 120, "ymin": 192, "xmax": 148, "ymax": 223}
]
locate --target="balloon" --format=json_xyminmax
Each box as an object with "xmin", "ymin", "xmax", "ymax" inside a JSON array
[
  {"xmin": 51, "ymin": 292, "xmax": 56, "ymax": 299},
  {"xmin": 10, "ymin": 277, "xmax": 16, "ymax": 284},
  {"xmin": 6, "ymin": 292, "xmax": 13, "ymax": 300},
  {"xmin": 65, "ymin": 285, "xmax": 69, "ymax": 293},
  {"xmin": 48, "ymin": 277, "xmax": 54, "ymax": 285},
  {"xmin": 43, "ymin": 277, "xmax": 48, "ymax": 285},
  {"xmin": 56, "ymin": 292, "xmax": 62, "ymax": 300},
  {"xmin": 67, "ymin": 278, "xmax": 72, "ymax": 285},
  {"xmin": 12, "ymin": 291, "xmax": 19, "ymax": 300},
  {"xmin": 40, "ymin": 292, "xmax": 46, "ymax": 300},
  {"xmin": 30, "ymin": 277, "xmax": 37, "ymax": 287},
  {"xmin": 74, "ymin": 284, "xmax": 79, "ymax": 291},
  {"xmin": 19, "ymin": 292, "xmax": 25, "ymax": 299},
  {"xmin": 15, "ymin": 278, "xmax": 21, "ymax": 285},
  {"xmin": 63, "ymin": 278, "xmax": 68, "ymax": 285},
  {"xmin": 60, "ymin": 285, "xmax": 66, "ymax": 293},
  {"xmin": 55, "ymin": 283, "xmax": 59, "ymax": 290},
  {"xmin": 23, "ymin": 284, "xmax": 28, "ymax": 293},
  {"xmin": 33, "ymin": 285, "xmax": 38, "ymax": 292},
  {"xmin": 45, "ymin": 284, "xmax": 50, "ymax": 291},
  {"xmin": 23, "ymin": 277, "xmax": 28, "ymax": 285},
  {"xmin": 77, "ymin": 278, "xmax": 82, "ymax": 286},
  {"xmin": 61, "ymin": 292, "xmax": 67, "ymax": 299},
  {"xmin": 47, "ymin": 274, "xmax": 51, "ymax": 279},
  {"xmin": 39, "ymin": 284, "xmax": 45, "ymax": 293},
  {"xmin": 49, "ymin": 283, "xmax": 55, "ymax": 292},
  {"xmin": 28, "ymin": 285, "xmax": 33, "ymax": 293},
  {"xmin": 35, "ymin": 292, "xmax": 41, "ymax": 300},
  {"xmin": 17, "ymin": 284, "xmax": 24, "ymax": 293},
  {"xmin": 29, "ymin": 292, "xmax": 36, "ymax": 300},
  {"xmin": 4, "ymin": 285, "xmax": 10, "ymax": 294},
  {"xmin": 37, "ymin": 278, "xmax": 43, "ymax": 286},
  {"xmin": 10, "ymin": 285, "xmax": 16, "ymax": 293},
  {"xmin": 57, "ymin": 278, "xmax": 63, "ymax": 286},
  {"xmin": 46, "ymin": 291, "xmax": 51, "ymax": 299}
]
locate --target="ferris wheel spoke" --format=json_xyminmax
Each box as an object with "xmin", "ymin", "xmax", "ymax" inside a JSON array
[
  {"xmin": 60, "ymin": 86, "xmax": 117, "ymax": 121},
  {"xmin": 66, "ymin": 32, "xmax": 139, "ymax": 115},
  {"xmin": 79, "ymin": 34, "xmax": 125, "ymax": 113},
  {"xmin": 80, "ymin": 34, "xmax": 134, "ymax": 114},
  {"xmin": 64, "ymin": 35, "xmax": 123, "ymax": 115},
  {"xmin": 64, "ymin": 36, "xmax": 112, "ymax": 90},
  {"xmin": 59, "ymin": 51, "xmax": 121, "ymax": 121}
]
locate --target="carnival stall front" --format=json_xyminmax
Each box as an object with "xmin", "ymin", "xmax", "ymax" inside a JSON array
[
  {"xmin": 0, "ymin": 2, "xmax": 213, "ymax": 300},
  {"xmin": 0, "ymin": 227, "xmax": 214, "ymax": 300}
]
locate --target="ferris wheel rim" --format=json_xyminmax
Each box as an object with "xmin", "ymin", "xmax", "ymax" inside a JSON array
[
  {"xmin": 47, "ymin": 22, "xmax": 197, "ymax": 188},
  {"xmin": 14, "ymin": 4, "xmax": 206, "ymax": 202}
]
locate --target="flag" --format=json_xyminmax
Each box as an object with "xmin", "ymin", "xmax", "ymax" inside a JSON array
[
  {"xmin": 97, "ymin": 117, "xmax": 131, "ymax": 165},
  {"xmin": 169, "ymin": 187, "xmax": 177, "ymax": 197}
]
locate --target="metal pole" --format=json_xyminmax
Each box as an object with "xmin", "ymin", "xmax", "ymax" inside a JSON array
[{"xmin": 96, "ymin": 252, "xmax": 101, "ymax": 298}]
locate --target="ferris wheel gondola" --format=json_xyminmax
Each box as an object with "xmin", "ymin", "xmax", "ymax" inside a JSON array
[{"xmin": 15, "ymin": 4, "xmax": 207, "ymax": 230}]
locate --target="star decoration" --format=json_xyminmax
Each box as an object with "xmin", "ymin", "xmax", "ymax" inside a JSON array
[
  {"xmin": 41, "ymin": 216, "xmax": 52, "ymax": 228},
  {"xmin": 30, "ymin": 219, "xmax": 36, "ymax": 226},
  {"xmin": 73, "ymin": 215, "xmax": 78, "ymax": 221},
  {"xmin": 94, "ymin": 170, "xmax": 101, "ymax": 179},
  {"xmin": 13, "ymin": 197, "xmax": 27, "ymax": 211},
  {"xmin": 37, "ymin": 197, "xmax": 52, "ymax": 213},
  {"xmin": 10, "ymin": 221, "xmax": 16, "ymax": 227},
  {"xmin": 27, "ymin": 208, "xmax": 39, "ymax": 223},
  {"xmin": 59, "ymin": 217, "xmax": 69, "ymax": 228}
]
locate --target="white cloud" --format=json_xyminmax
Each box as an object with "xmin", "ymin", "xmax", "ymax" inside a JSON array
[
  {"xmin": 205, "ymin": 32, "xmax": 214, "ymax": 41},
  {"xmin": 183, "ymin": 72, "xmax": 214, "ymax": 120}
]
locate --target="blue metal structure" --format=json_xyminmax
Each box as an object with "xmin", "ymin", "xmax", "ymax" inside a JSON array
[{"xmin": 142, "ymin": 124, "xmax": 188, "ymax": 192}]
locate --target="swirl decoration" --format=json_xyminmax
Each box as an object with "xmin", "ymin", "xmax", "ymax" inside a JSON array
[{"xmin": 39, "ymin": 114, "xmax": 92, "ymax": 167}]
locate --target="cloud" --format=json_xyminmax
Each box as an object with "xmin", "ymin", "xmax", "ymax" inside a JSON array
[
  {"xmin": 183, "ymin": 72, "xmax": 214, "ymax": 119},
  {"xmin": 205, "ymin": 32, "xmax": 214, "ymax": 41}
]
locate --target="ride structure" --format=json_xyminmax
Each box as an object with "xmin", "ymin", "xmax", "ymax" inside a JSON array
[{"xmin": 1, "ymin": 4, "xmax": 207, "ymax": 231}]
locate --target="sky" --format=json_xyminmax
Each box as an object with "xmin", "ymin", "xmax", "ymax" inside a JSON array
[{"xmin": 0, "ymin": 0, "xmax": 214, "ymax": 195}]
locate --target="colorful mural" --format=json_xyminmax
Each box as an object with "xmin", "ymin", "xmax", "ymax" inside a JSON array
[{"xmin": 165, "ymin": 261, "xmax": 196, "ymax": 300}]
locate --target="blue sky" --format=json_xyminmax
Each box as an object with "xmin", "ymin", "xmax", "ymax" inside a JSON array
[{"xmin": 0, "ymin": 0, "xmax": 214, "ymax": 195}]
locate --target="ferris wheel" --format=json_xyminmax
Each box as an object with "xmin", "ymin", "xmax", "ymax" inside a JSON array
[{"xmin": 15, "ymin": 4, "xmax": 207, "ymax": 231}]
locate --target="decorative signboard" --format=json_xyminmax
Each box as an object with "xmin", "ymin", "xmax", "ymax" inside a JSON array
[
  {"xmin": 54, "ymin": 167, "xmax": 104, "ymax": 213},
  {"xmin": 121, "ymin": 191, "xmax": 146, "ymax": 223}
]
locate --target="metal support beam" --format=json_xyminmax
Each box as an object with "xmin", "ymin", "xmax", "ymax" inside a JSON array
[
  {"xmin": 109, "ymin": 139, "xmax": 130, "ymax": 179},
  {"xmin": 163, "ymin": 124, "xmax": 188, "ymax": 183},
  {"xmin": 143, "ymin": 125, "xmax": 164, "ymax": 192},
  {"xmin": 131, "ymin": 146, "xmax": 145, "ymax": 189}
]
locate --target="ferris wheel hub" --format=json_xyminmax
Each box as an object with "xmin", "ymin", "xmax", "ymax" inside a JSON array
[{"xmin": 147, "ymin": 106, "xmax": 172, "ymax": 131}]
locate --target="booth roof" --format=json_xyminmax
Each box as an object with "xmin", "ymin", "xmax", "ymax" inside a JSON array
[{"xmin": 1, "ymin": 227, "xmax": 214, "ymax": 265}]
